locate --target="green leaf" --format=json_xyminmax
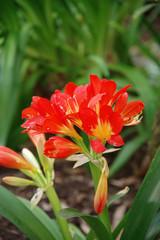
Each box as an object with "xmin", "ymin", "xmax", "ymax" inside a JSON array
[
  {"xmin": 0, "ymin": 0, "xmax": 19, "ymax": 31},
  {"xmin": 112, "ymin": 211, "xmax": 130, "ymax": 239},
  {"xmin": 145, "ymin": 211, "xmax": 160, "ymax": 240},
  {"xmin": 0, "ymin": 186, "xmax": 62, "ymax": 240},
  {"xmin": 59, "ymin": 208, "xmax": 113, "ymax": 240},
  {"xmin": 133, "ymin": 3, "xmax": 156, "ymax": 19},
  {"xmin": 107, "ymin": 187, "xmax": 129, "ymax": 207},
  {"xmin": 120, "ymin": 147, "xmax": 160, "ymax": 240},
  {"xmin": 69, "ymin": 224, "xmax": 86, "ymax": 240},
  {"xmin": 86, "ymin": 230, "xmax": 96, "ymax": 240},
  {"xmin": 19, "ymin": 197, "xmax": 63, "ymax": 240}
]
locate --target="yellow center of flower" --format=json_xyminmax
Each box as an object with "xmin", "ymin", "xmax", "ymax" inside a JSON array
[{"xmin": 92, "ymin": 119, "xmax": 112, "ymax": 141}]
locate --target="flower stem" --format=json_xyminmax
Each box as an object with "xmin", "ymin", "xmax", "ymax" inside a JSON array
[
  {"xmin": 45, "ymin": 185, "xmax": 72, "ymax": 240},
  {"xmin": 89, "ymin": 162, "xmax": 111, "ymax": 234}
]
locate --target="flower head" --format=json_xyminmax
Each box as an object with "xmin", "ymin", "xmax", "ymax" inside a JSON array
[{"xmin": 20, "ymin": 74, "xmax": 145, "ymax": 214}]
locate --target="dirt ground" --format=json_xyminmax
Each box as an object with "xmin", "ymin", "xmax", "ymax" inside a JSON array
[{"xmin": 0, "ymin": 144, "xmax": 149, "ymax": 240}]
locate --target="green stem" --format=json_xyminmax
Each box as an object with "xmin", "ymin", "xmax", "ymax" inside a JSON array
[
  {"xmin": 89, "ymin": 162, "xmax": 112, "ymax": 234},
  {"xmin": 45, "ymin": 185, "xmax": 72, "ymax": 240}
]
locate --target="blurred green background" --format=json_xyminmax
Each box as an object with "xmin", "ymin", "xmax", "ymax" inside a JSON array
[{"xmin": 0, "ymin": 0, "xmax": 159, "ymax": 176}]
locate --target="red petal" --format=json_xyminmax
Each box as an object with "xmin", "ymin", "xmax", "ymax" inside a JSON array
[
  {"xmin": 22, "ymin": 107, "xmax": 39, "ymax": 120},
  {"xmin": 31, "ymin": 96, "xmax": 41, "ymax": 108},
  {"xmin": 64, "ymin": 82, "xmax": 77, "ymax": 97},
  {"xmin": 110, "ymin": 84, "xmax": 132, "ymax": 106},
  {"xmin": 90, "ymin": 139, "xmax": 106, "ymax": 154},
  {"xmin": 80, "ymin": 108, "xmax": 98, "ymax": 135},
  {"xmin": 51, "ymin": 92, "xmax": 76, "ymax": 117},
  {"xmin": 43, "ymin": 116, "xmax": 81, "ymax": 139},
  {"xmin": 90, "ymin": 75, "xmax": 101, "ymax": 95},
  {"xmin": 44, "ymin": 137, "xmax": 83, "ymax": 158},
  {"xmin": 107, "ymin": 134, "xmax": 124, "ymax": 147},
  {"xmin": 73, "ymin": 85, "xmax": 88, "ymax": 106},
  {"xmin": 114, "ymin": 92, "xmax": 128, "ymax": 113},
  {"xmin": 101, "ymin": 79, "xmax": 117, "ymax": 96},
  {"xmin": 88, "ymin": 93, "xmax": 105, "ymax": 109},
  {"xmin": 100, "ymin": 105, "xmax": 113, "ymax": 123},
  {"xmin": 94, "ymin": 173, "xmax": 107, "ymax": 214},
  {"xmin": 109, "ymin": 112, "xmax": 123, "ymax": 134},
  {"xmin": 121, "ymin": 101, "xmax": 145, "ymax": 118},
  {"xmin": 21, "ymin": 117, "xmax": 46, "ymax": 132},
  {"xmin": 68, "ymin": 113, "xmax": 82, "ymax": 128},
  {"xmin": 34, "ymin": 98, "xmax": 54, "ymax": 117}
]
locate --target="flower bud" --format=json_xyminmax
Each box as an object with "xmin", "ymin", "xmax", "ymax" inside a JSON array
[
  {"xmin": 22, "ymin": 148, "xmax": 40, "ymax": 170},
  {"xmin": 3, "ymin": 176, "xmax": 36, "ymax": 187},
  {"xmin": 94, "ymin": 172, "xmax": 107, "ymax": 214}
]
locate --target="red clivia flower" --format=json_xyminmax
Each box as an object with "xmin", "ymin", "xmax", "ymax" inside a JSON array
[
  {"xmin": 44, "ymin": 136, "xmax": 84, "ymax": 159},
  {"xmin": 21, "ymin": 96, "xmax": 54, "ymax": 133},
  {"xmin": 114, "ymin": 92, "xmax": 145, "ymax": 126},
  {"xmin": 94, "ymin": 172, "xmax": 108, "ymax": 214},
  {"xmin": 80, "ymin": 105, "xmax": 124, "ymax": 150},
  {"xmin": 22, "ymin": 96, "xmax": 81, "ymax": 139},
  {"xmin": 0, "ymin": 146, "xmax": 36, "ymax": 171}
]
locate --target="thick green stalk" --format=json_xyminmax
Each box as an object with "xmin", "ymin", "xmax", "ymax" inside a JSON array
[
  {"xmin": 89, "ymin": 162, "xmax": 112, "ymax": 234},
  {"xmin": 45, "ymin": 185, "xmax": 72, "ymax": 240}
]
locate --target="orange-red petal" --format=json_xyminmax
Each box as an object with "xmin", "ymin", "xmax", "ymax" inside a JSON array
[
  {"xmin": 22, "ymin": 107, "xmax": 39, "ymax": 120},
  {"xmin": 43, "ymin": 116, "xmax": 81, "ymax": 139},
  {"xmin": 110, "ymin": 84, "xmax": 132, "ymax": 106},
  {"xmin": 64, "ymin": 82, "xmax": 77, "ymax": 97},
  {"xmin": 107, "ymin": 134, "xmax": 124, "ymax": 147},
  {"xmin": 90, "ymin": 74, "xmax": 101, "ymax": 95},
  {"xmin": 90, "ymin": 139, "xmax": 106, "ymax": 154},
  {"xmin": 109, "ymin": 112, "xmax": 123, "ymax": 134},
  {"xmin": 114, "ymin": 92, "xmax": 128, "ymax": 113},
  {"xmin": 121, "ymin": 101, "xmax": 145, "ymax": 118}
]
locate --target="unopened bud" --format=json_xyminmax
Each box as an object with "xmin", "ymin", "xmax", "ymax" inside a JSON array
[
  {"xmin": 3, "ymin": 176, "xmax": 36, "ymax": 187},
  {"xmin": 22, "ymin": 148, "xmax": 40, "ymax": 170}
]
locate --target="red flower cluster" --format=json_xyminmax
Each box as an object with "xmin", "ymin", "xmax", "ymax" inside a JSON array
[
  {"xmin": 0, "ymin": 74, "xmax": 145, "ymax": 216},
  {"xmin": 22, "ymin": 75, "xmax": 144, "ymax": 158}
]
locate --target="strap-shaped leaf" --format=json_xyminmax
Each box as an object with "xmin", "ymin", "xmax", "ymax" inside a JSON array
[
  {"xmin": 145, "ymin": 211, "xmax": 160, "ymax": 240},
  {"xmin": 0, "ymin": 186, "xmax": 62, "ymax": 240},
  {"xmin": 120, "ymin": 147, "xmax": 160, "ymax": 240},
  {"xmin": 21, "ymin": 198, "xmax": 86, "ymax": 240},
  {"xmin": 59, "ymin": 208, "xmax": 113, "ymax": 240},
  {"xmin": 69, "ymin": 224, "xmax": 86, "ymax": 240},
  {"xmin": 19, "ymin": 197, "xmax": 63, "ymax": 240}
]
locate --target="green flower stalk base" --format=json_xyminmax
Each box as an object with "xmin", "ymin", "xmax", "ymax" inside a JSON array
[{"xmin": 45, "ymin": 185, "xmax": 72, "ymax": 240}]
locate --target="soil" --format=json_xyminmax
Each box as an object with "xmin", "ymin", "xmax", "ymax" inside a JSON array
[{"xmin": 0, "ymin": 144, "xmax": 149, "ymax": 240}]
